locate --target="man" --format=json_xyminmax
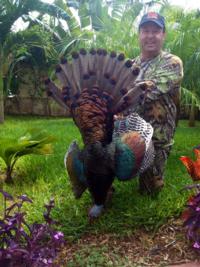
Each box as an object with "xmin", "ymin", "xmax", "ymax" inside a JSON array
[
  {"xmin": 132, "ymin": 12, "xmax": 183, "ymax": 194},
  {"xmin": 65, "ymin": 12, "xmax": 183, "ymax": 202}
]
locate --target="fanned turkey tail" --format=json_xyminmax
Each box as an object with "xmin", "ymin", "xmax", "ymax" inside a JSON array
[{"xmin": 44, "ymin": 48, "xmax": 153, "ymax": 145}]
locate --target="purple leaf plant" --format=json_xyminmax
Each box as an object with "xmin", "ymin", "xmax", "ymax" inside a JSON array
[
  {"xmin": 182, "ymin": 184, "xmax": 200, "ymax": 252},
  {"xmin": 0, "ymin": 190, "xmax": 65, "ymax": 267}
]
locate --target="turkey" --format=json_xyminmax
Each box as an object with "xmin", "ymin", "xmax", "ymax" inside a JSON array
[{"xmin": 45, "ymin": 48, "xmax": 155, "ymax": 218}]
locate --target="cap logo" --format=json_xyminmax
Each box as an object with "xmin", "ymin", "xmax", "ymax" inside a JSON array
[{"xmin": 147, "ymin": 12, "xmax": 158, "ymax": 19}]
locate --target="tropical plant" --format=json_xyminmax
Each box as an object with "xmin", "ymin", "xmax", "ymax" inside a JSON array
[
  {"xmin": 69, "ymin": 0, "xmax": 144, "ymax": 57},
  {"xmin": 49, "ymin": 0, "xmax": 94, "ymax": 57},
  {"xmin": 181, "ymin": 184, "xmax": 200, "ymax": 252},
  {"xmin": 0, "ymin": 128, "xmax": 55, "ymax": 183},
  {"xmin": 0, "ymin": 0, "xmax": 72, "ymax": 123},
  {"xmin": 0, "ymin": 190, "xmax": 65, "ymax": 267},
  {"xmin": 180, "ymin": 146, "xmax": 200, "ymax": 252},
  {"xmin": 3, "ymin": 25, "xmax": 59, "ymax": 97},
  {"xmin": 94, "ymin": 1, "xmax": 143, "ymax": 57},
  {"xmin": 67, "ymin": 0, "xmax": 108, "ymax": 31},
  {"xmin": 162, "ymin": 6, "xmax": 200, "ymax": 125}
]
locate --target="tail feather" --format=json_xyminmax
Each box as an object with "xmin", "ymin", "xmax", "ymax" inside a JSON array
[
  {"xmin": 111, "ymin": 83, "xmax": 144, "ymax": 113},
  {"xmin": 79, "ymin": 48, "xmax": 92, "ymax": 90},
  {"xmin": 60, "ymin": 58, "xmax": 77, "ymax": 95},
  {"xmin": 101, "ymin": 50, "xmax": 113, "ymax": 76},
  {"xmin": 79, "ymin": 48, "xmax": 89, "ymax": 78},
  {"xmin": 101, "ymin": 54, "xmax": 114, "ymax": 92},
  {"xmin": 111, "ymin": 53, "xmax": 125, "ymax": 81},
  {"xmin": 96, "ymin": 49, "xmax": 104, "ymax": 83},
  {"xmin": 44, "ymin": 79, "xmax": 67, "ymax": 108},
  {"xmin": 71, "ymin": 52, "xmax": 82, "ymax": 92},
  {"xmin": 112, "ymin": 60, "xmax": 133, "ymax": 95},
  {"xmin": 102, "ymin": 51, "xmax": 117, "ymax": 81},
  {"xmin": 88, "ymin": 49, "xmax": 97, "ymax": 79},
  {"xmin": 45, "ymin": 48, "xmax": 153, "ymax": 117},
  {"xmin": 55, "ymin": 65, "xmax": 69, "ymax": 88},
  {"xmin": 119, "ymin": 65, "xmax": 140, "ymax": 91}
]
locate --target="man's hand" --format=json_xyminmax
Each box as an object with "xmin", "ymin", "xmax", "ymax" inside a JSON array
[
  {"xmin": 114, "ymin": 113, "xmax": 124, "ymax": 120},
  {"xmin": 135, "ymin": 80, "xmax": 155, "ymax": 91}
]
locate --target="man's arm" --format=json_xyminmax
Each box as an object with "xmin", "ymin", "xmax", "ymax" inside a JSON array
[{"xmin": 141, "ymin": 55, "xmax": 183, "ymax": 101}]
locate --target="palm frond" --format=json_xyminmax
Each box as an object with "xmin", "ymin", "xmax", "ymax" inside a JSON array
[
  {"xmin": 181, "ymin": 87, "xmax": 200, "ymax": 110},
  {"xmin": 0, "ymin": 0, "xmax": 72, "ymax": 45}
]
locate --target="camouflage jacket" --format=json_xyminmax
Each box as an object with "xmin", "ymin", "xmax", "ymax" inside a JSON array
[{"xmin": 132, "ymin": 51, "xmax": 183, "ymax": 148}]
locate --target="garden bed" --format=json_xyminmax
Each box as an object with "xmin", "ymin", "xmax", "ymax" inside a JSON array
[{"xmin": 57, "ymin": 218, "xmax": 199, "ymax": 267}]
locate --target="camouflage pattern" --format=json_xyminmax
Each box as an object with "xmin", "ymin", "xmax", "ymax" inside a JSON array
[{"xmin": 131, "ymin": 51, "xmax": 183, "ymax": 193}]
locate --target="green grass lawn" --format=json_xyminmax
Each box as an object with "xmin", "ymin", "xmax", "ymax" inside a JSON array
[{"xmin": 0, "ymin": 115, "xmax": 199, "ymax": 240}]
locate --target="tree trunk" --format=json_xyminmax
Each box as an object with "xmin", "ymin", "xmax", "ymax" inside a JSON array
[
  {"xmin": 0, "ymin": 98, "xmax": 4, "ymax": 124},
  {"xmin": 0, "ymin": 67, "xmax": 4, "ymax": 123},
  {"xmin": 188, "ymin": 103, "xmax": 195, "ymax": 127},
  {"xmin": 5, "ymin": 166, "xmax": 13, "ymax": 184},
  {"xmin": 0, "ymin": 96, "xmax": 4, "ymax": 123}
]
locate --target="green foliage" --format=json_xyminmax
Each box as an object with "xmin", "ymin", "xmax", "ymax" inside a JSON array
[
  {"xmin": 181, "ymin": 87, "xmax": 200, "ymax": 110},
  {"xmin": 0, "ymin": 116, "xmax": 198, "ymax": 240},
  {"xmin": 0, "ymin": 128, "xmax": 55, "ymax": 183},
  {"xmin": 93, "ymin": 1, "xmax": 143, "ymax": 57},
  {"xmin": 164, "ymin": 8, "xmax": 200, "ymax": 92},
  {"xmin": 160, "ymin": 6, "xmax": 200, "ymax": 123},
  {"xmin": 2, "ymin": 25, "xmax": 58, "ymax": 96},
  {"xmin": 0, "ymin": 0, "xmax": 76, "ymax": 122},
  {"xmin": 0, "ymin": 0, "xmax": 71, "ymax": 45}
]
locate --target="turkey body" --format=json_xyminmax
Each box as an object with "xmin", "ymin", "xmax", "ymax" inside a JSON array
[
  {"xmin": 45, "ymin": 48, "xmax": 154, "ymax": 218},
  {"xmin": 64, "ymin": 112, "xmax": 154, "ymax": 218}
]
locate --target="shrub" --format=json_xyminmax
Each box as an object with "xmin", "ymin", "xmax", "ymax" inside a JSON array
[
  {"xmin": 180, "ymin": 147, "xmax": 200, "ymax": 252},
  {"xmin": 0, "ymin": 128, "xmax": 55, "ymax": 183},
  {"xmin": 0, "ymin": 190, "xmax": 65, "ymax": 267},
  {"xmin": 182, "ymin": 184, "xmax": 200, "ymax": 251}
]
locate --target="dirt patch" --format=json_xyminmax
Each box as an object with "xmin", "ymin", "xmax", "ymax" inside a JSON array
[{"xmin": 57, "ymin": 218, "xmax": 200, "ymax": 266}]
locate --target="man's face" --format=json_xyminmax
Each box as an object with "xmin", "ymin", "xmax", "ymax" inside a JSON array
[{"xmin": 139, "ymin": 22, "xmax": 165, "ymax": 58}]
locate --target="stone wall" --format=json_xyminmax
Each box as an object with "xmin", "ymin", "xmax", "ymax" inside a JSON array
[
  {"xmin": 4, "ymin": 63, "xmax": 70, "ymax": 117},
  {"xmin": 5, "ymin": 96, "xmax": 70, "ymax": 117}
]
